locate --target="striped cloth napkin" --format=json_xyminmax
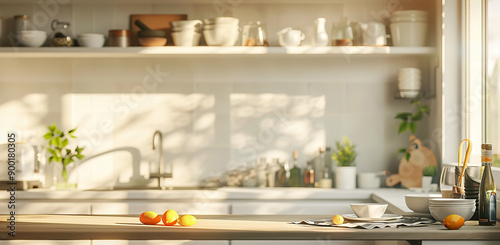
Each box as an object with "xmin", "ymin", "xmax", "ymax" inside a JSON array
[{"xmin": 291, "ymin": 217, "xmax": 435, "ymax": 229}]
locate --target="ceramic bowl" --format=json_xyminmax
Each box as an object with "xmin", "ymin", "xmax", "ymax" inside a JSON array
[
  {"xmin": 405, "ymin": 194, "xmax": 441, "ymax": 213},
  {"xmin": 139, "ymin": 37, "xmax": 167, "ymax": 47},
  {"xmin": 203, "ymin": 29, "xmax": 239, "ymax": 46},
  {"xmin": 429, "ymin": 205, "xmax": 475, "ymax": 222},
  {"xmin": 350, "ymin": 203, "xmax": 388, "ymax": 218},
  {"xmin": 172, "ymin": 31, "xmax": 201, "ymax": 46},
  {"xmin": 204, "ymin": 17, "xmax": 239, "ymax": 25},
  {"xmin": 77, "ymin": 33, "xmax": 105, "ymax": 47},
  {"xmin": 17, "ymin": 30, "xmax": 47, "ymax": 47},
  {"xmin": 170, "ymin": 20, "xmax": 202, "ymax": 29}
]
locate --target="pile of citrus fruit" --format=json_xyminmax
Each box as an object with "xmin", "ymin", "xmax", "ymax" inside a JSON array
[{"xmin": 139, "ymin": 210, "xmax": 197, "ymax": 227}]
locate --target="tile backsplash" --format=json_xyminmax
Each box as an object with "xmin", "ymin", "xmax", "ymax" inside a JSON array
[{"xmin": 0, "ymin": 56, "xmax": 431, "ymax": 188}]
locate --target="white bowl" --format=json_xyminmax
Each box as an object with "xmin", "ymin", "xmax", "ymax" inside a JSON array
[
  {"xmin": 17, "ymin": 30, "xmax": 47, "ymax": 47},
  {"xmin": 429, "ymin": 198, "xmax": 476, "ymax": 203},
  {"xmin": 391, "ymin": 22, "xmax": 428, "ymax": 46},
  {"xmin": 405, "ymin": 194, "xmax": 441, "ymax": 213},
  {"xmin": 203, "ymin": 29, "xmax": 239, "ymax": 46},
  {"xmin": 429, "ymin": 205, "xmax": 476, "ymax": 222},
  {"xmin": 204, "ymin": 17, "xmax": 239, "ymax": 25},
  {"xmin": 350, "ymin": 203, "xmax": 388, "ymax": 218},
  {"xmin": 172, "ymin": 32, "xmax": 201, "ymax": 46},
  {"xmin": 203, "ymin": 23, "xmax": 239, "ymax": 31},
  {"xmin": 77, "ymin": 36, "xmax": 105, "ymax": 48},
  {"xmin": 400, "ymin": 91, "xmax": 420, "ymax": 99}
]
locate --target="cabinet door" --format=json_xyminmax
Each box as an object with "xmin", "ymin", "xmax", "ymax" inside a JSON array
[
  {"xmin": 231, "ymin": 201, "xmax": 356, "ymax": 215},
  {"xmin": 93, "ymin": 241, "xmax": 229, "ymax": 245},
  {"xmin": 0, "ymin": 201, "xmax": 90, "ymax": 214},
  {"xmin": 92, "ymin": 202, "xmax": 230, "ymax": 215}
]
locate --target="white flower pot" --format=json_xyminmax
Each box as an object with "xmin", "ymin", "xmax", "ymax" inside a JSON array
[{"xmin": 335, "ymin": 166, "xmax": 356, "ymax": 189}]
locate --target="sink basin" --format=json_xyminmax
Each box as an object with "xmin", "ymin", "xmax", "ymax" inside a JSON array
[{"xmin": 87, "ymin": 186, "xmax": 218, "ymax": 191}]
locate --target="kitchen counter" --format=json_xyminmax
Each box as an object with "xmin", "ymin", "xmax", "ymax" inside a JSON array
[{"xmin": 1, "ymin": 214, "xmax": 499, "ymax": 242}]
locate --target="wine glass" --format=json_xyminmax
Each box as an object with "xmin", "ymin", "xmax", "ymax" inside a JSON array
[{"xmin": 440, "ymin": 164, "xmax": 457, "ymax": 198}]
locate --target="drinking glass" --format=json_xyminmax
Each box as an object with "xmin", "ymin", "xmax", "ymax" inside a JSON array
[{"xmin": 440, "ymin": 164, "xmax": 456, "ymax": 198}]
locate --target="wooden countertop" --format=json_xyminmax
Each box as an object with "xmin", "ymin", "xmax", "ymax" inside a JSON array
[{"xmin": 1, "ymin": 214, "xmax": 499, "ymax": 241}]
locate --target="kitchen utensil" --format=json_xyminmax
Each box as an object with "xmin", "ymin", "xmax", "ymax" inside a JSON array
[
  {"xmin": 405, "ymin": 194, "xmax": 441, "ymax": 213},
  {"xmin": 129, "ymin": 14, "xmax": 187, "ymax": 46},
  {"xmin": 453, "ymin": 139, "xmax": 472, "ymax": 198},
  {"xmin": 350, "ymin": 203, "xmax": 388, "ymax": 218},
  {"xmin": 241, "ymin": 21, "xmax": 268, "ymax": 46},
  {"xmin": 49, "ymin": 19, "xmax": 74, "ymax": 47},
  {"xmin": 276, "ymin": 27, "xmax": 305, "ymax": 47},
  {"xmin": 77, "ymin": 33, "xmax": 105, "ymax": 48},
  {"xmin": 108, "ymin": 29, "xmax": 130, "ymax": 47}
]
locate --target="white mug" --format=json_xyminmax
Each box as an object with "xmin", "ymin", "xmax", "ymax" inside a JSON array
[
  {"xmin": 277, "ymin": 27, "xmax": 305, "ymax": 47},
  {"xmin": 360, "ymin": 22, "xmax": 386, "ymax": 46}
]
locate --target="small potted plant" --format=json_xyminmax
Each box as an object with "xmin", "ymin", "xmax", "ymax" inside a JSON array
[
  {"xmin": 422, "ymin": 165, "xmax": 437, "ymax": 191},
  {"xmin": 332, "ymin": 136, "xmax": 357, "ymax": 189},
  {"xmin": 43, "ymin": 123, "xmax": 85, "ymax": 189}
]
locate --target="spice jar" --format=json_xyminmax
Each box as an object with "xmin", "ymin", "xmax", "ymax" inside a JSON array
[
  {"xmin": 14, "ymin": 15, "xmax": 29, "ymax": 34},
  {"xmin": 241, "ymin": 21, "xmax": 268, "ymax": 46},
  {"xmin": 108, "ymin": 29, "xmax": 130, "ymax": 47},
  {"xmin": 49, "ymin": 19, "xmax": 74, "ymax": 47}
]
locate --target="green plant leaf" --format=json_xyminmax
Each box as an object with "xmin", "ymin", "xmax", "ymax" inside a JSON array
[
  {"xmin": 48, "ymin": 156, "xmax": 54, "ymax": 163},
  {"xmin": 61, "ymin": 138, "xmax": 69, "ymax": 148},
  {"xmin": 76, "ymin": 154, "xmax": 84, "ymax": 160},
  {"xmin": 398, "ymin": 121, "xmax": 408, "ymax": 133},
  {"xmin": 69, "ymin": 134, "xmax": 76, "ymax": 138},
  {"xmin": 411, "ymin": 111, "xmax": 423, "ymax": 121},
  {"xmin": 68, "ymin": 128, "xmax": 76, "ymax": 134},
  {"xmin": 65, "ymin": 149, "xmax": 71, "ymax": 155},
  {"xmin": 54, "ymin": 137, "xmax": 62, "ymax": 148},
  {"xmin": 53, "ymin": 155, "xmax": 62, "ymax": 163},
  {"xmin": 405, "ymin": 152, "xmax": 411, "ymax": 161},
  {"xmin": 409, "ymin": 122, "xmax": 417, "ymax": 134},
  {"xmin": 395, "ymin": 113, "xmax": 412, "ymax": 120},
  {"xmin": 421, "ymin": 105, "xmax": 430, "ymax": 113},
  {"xmin": 43, "ymin": 132, "xmax": 53, "ymax": 140},
  {"xmin": 423, "ymin": 165, "xmax": 437, "ymax": 176},
  {"xmin": 49, "ymin": 137, "xmax": 57, "ymax": 146},
  {"xmin": 398, "ymin": 148, "xmax": 407, "ymax": 153}
]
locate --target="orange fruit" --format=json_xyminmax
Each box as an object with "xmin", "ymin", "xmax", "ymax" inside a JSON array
[
  {"xmin": 178, "ymin": 215, "xmax": 197, "ymax": 226},
  {"xmin": 162, "ymin": 209, "xmax": 179, "ymax": 226},
  {"xmin": 332, "ymin": 215, "xmax": 344, "ymax": 225},
  {"xmin": 443, "ymin": 214, "xmax": 465, "ymax": 230},
  {"xmin": 139, "ymin": 211, "xmax": 161, "ymax": 225}
]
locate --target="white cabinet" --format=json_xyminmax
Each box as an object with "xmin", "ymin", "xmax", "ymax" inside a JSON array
[
  {"xmin": 91, "ymin": 202, "xmax": 230, "ymax": 215},
  {"xmin": 231, "ymin": 201, "xmax": 360, "ymax": 215}
]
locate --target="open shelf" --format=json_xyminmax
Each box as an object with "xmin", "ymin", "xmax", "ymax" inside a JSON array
[{"xmin": 0, "ymin": 46, "xmax": 436, "ymax": 58}]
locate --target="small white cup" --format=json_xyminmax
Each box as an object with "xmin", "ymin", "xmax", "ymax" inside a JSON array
[{"xmin": 277, "ymin": 27, "xmax": 305, "ymax": 47}]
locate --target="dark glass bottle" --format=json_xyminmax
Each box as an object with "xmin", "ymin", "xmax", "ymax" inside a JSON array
[
  {"xmin": 304, "ymin": 161, "xmax": 315, "ymax": 187},
  {"xmin": 479, "ymin": 143, "xmax": 496, "ymax": 226},
  {"xmin": 289, "ymin": 150, "xmax": 301, "ymax": 187}
]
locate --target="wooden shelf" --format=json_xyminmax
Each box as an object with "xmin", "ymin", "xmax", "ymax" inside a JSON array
[{"xmin": 0, "ymin": 46, "xmax": 436, "ymax": 58}]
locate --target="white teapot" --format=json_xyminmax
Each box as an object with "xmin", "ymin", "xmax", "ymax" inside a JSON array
[{"xmin": 276, "ymin": 27, "xmax": 305, "ymax": 47}]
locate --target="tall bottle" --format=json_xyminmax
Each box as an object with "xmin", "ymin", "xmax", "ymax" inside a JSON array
[
  {"xmin": 289, "ymin": 150, "xmax": 301, "ymax": 187},
  {"xmin": 314, "ymin": 148, "xmax": 325, "ymax": 187},
  {"xmin": 479, "ymin": 143, "xmax": 496, "ymax": 226},
  {"xmin": 304, "ymin": 161, "xmax": 315, "ymax": 187}
]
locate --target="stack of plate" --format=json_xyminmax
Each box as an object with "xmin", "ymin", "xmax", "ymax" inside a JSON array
[{"xmin": 429, "ymin": 198, "xmax": 476, "ymax": 221}]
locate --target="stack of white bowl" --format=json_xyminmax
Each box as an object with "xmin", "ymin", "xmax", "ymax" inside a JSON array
[
  {"xmin": 390, "ymin": 10, "xmax": 428, "ymax": 46},
  {"xmin": 203, "ymin": 17, "xmax": 239, "ymax": 46},
  {"xmin": 77, "ymin": 33, "xmax": 105, "ymax": 48},
  {"xmin": 398, "ymin": 67, "xmax": 421, "ymax": 98},
  {"xmin": 17, "ymin": 30, "xmax": 47, "ymax": 47},
  {"xmin": 429, "ymin": 198, "xmax": 476, "ymax": 222},
  {"xmin": 170, "ymin": 20, "xmax": 202, "ymax": 46}
]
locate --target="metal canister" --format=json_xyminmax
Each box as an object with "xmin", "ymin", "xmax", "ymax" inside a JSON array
[
  {"xmin": 14, "ymin": 15, "xmax": 29, "ymax": 34},
  {"xmin": 108, "ymin": 29, "xmax": 129, "ymax": 47}
]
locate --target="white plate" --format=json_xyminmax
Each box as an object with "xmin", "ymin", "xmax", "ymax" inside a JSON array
[{"xmin": 342, "ymin": 214, "xmax": 403, "ymax": 222}]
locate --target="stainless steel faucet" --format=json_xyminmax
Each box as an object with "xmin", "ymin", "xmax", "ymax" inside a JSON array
[{"xmin": 151, "ymin": 130, "xmax": 173, "ymax": 190}]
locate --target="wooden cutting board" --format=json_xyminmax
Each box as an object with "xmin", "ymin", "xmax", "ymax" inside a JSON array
[{"xmin": 129, "ymin": 14, "xmax": 188, "ymax": 46}]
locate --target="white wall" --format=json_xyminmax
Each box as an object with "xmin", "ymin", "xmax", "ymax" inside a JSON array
[{"xmin": 0, "ymin": 0, "xmax": 439, "ymax": 188}]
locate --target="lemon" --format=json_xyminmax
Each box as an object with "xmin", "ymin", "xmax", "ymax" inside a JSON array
[
  {"xmin": 443, "ymin": 214, "xmax": 464, "ymax": 230},
  {"xmin": 178, "ymin": 215, "xmax": 197, "ymax": 226},
  {"xmin": 162, "ymin": 209, "xmax": 179, "ymax": 226},
  {"xmin": 332, "ymin": 215, "xmax": 344, "ymax": 225},
  {"xmin": 139, "ymin": 211, "xmax": 161, "ymax": 225}
]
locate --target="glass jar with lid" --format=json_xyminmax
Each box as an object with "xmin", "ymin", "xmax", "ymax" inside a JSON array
[{"xmin": 49, "ymin": 19, "xmax": 74, "ymax": 47}]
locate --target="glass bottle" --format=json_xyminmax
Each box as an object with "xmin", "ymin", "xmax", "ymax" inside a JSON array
[
  {"xmin": 314, "ymin": 148, "xmax": 324, "ymax": 187},
  {"xmin": 256, "ymin": 157, "xmax": 268, "ymax": 187},
  {"xmin": 267, "ymin": 158, "xmax": 279, "ymax": 187},
  {"xmin": 275, "ymin": 160, "xmax": 288, "ymax": 187},
  {"xmin": 319, "ymin": 164, "xmax": 332, "ymax": 188},
  {"xmin": 241, "ymin": 21, "xmax": 268, "ymax": 46},
  {"xmin": 289, "ymin": 150, "xmax": 301, "ymax": 187},
  {"xmin": 304, "ymin": 161, "xmax": 315, "ymax": 187},
  {"xmin": 479, "ymin": 143, "xmax": 496, "ymax": 226}
]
